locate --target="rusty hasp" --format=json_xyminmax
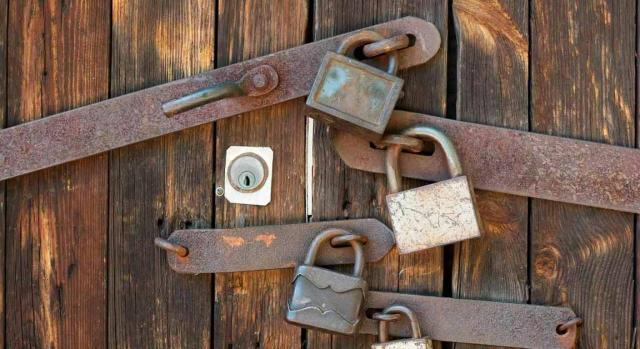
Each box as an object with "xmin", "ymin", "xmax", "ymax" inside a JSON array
[
  {"xmin": 0, "ymin": 17, "xmax": 440, "ymax": 181},
  {"xmin": 155, "ymin": 219, "xmax": 394, "ymax": 273},
  {"xmin": 362, "ymin": 292, "xmax": 578, "ymax": 348},
  {"xmin": 331, "ymin": 110, "xmax": 640, "ymax": 214}
]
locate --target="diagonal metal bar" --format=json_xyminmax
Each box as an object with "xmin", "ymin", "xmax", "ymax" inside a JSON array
[
  {"xmin": 0, "ymin": 17, "xmax": 440, "ymax": 181},
  {"xmin": 330, "ymin": 110, "xmax": 640, "ymax": 214}
]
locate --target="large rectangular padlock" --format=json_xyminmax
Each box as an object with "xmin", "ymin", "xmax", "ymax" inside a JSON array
[
  {"xmin": 384, "ymin": 126, "xmax": 483, "ymax": 253},
  {"xmin": 286, "ymin": 229, "xmax": 368, "ymax": 335},
  {"xmin": 371, "ymin": 305, "xmax": 433, "ymax": 349},
  {"xmin": 306, "ymin": 31, "xmax": 404, "ymax": 141}
]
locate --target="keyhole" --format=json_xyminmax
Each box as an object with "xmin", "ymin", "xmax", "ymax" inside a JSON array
[{"xmin": 238, "ymin": 171, "xmax": 257, "ymax": 190}]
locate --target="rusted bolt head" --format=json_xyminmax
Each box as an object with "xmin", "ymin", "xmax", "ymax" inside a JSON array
[{"xmin": 252, "ymin": 73, "xmax": 267, "ymax": 89}]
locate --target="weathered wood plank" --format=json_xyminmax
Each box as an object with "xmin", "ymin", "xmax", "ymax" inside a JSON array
[
  {"xmin": 5, "ymin": 0, "xmax": 109, "ymax": 347},
  {"xmin": 213, "ymin": 1, "xmax": 308, "ymax": 348},
  {"xmin": 531, "ymin": 1, "xmax": 635, "ymax": 348},
  {"xmin": 108, "ymin": 1, "xmax": 214, "ymax": 347},
  {"xmin": 310, "ymin": 1, "xmax": 447, "ymax": 348},
  {"xmin": 0, "ymin": 0, "xmax": 6, "ymax": 346},
  {"xmin": 451, "ymin": 1, "xmax": 528, "ymax": 348}
]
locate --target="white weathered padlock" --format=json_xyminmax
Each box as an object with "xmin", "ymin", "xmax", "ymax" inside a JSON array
[
  {"xmin": 371, "ymin": 305, "xmax": 433, "ymax": 349},
  {"xmin": 384, "ymin": 126, "xmax": 483, "ymax": 253}
]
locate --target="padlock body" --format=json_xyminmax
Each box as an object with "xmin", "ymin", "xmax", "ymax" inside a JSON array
[
  {"xmin": 306, "ymin": 52, "xmax": 404, "ymax": 141},
  {"xmin": 286, "ymin": 265, "xmax": 367, "ymax": 335},
  {"xmin": 386, "ymin": 175, "xmax": 483, "ymax": 253},
  {"xmin": 372, "ymin": 337, "xmax": 433, "ymax": 349}
]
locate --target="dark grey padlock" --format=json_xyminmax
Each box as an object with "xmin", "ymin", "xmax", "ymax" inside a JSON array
[
  {"xmin": 306, "ymin": 30, "xmax": 404, "ymax": 141},
  {"xmin": 286, "ymin": 228, "xmax": 368, "ymax": 335},
  {"xmin": 372, "ymin": 305, "xmax": 433, "ymax": 349}
]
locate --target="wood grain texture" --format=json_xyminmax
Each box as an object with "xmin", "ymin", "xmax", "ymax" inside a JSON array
[
  {"xmin": 213, "ymin": 1, "xmax": 308, "ymax": 348},
  {"xmin": 0, "ymin": 0, "xmax": 6, "ymax": 347},
  {"xmin": 108, "ymin": 1, "xmax": 214, "ymax": 348},
  {"xmin": 451, "ymin": 1, "xmax": 528, "ymax": 348},
  {"xmin": 310, "ymin": 1, "xmax": 447, "ymax": 348},
  {"xmin": 4, "ymin": 0, "xmax": 109, "ymax": 347},
  {"xmin": 531, "ymin": 1, "xmax": 635, "ymax": 348}
]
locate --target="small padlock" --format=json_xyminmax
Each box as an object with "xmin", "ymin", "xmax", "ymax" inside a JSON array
[
  {"xmin": 306, "ymin": 30, "xmax": 404, "ymax": 141},
  {"xmin": 286, "ymin": 228, "xmax": 368, "ymax": 335},
  {"xmin": 385, "ymin": 126, "xmax": 483, "ymax": 253},
  {"xmin": 371, "ymin": 305, "xmax": 433, "ymax": 349}
]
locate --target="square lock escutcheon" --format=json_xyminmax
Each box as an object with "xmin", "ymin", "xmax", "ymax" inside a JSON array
[{"xmin": 306, "ymin": 30, "xmax": 404, "ymax": 141}]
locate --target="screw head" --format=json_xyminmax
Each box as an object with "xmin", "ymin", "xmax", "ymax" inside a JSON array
[
  {"xmin": 252, "ymin": 73, "xmax": 267, "ymax": 89},
  {"xmin": 215, "ymin": 186, "xmax": 224, "ymax": 197}
]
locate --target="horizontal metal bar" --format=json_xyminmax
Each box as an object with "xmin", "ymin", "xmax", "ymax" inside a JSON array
[
  {"xmin": 362, "ymin": 291, "xmax": 577, "ymax": 348},
  {"xmin": 330, "ymin": 110, "xmax": 640, "ymax": 213},
  {"xmin": 0, "ymin": 17, "xmax": 440, "ymax": 181},
  {"xmin": 161, "ymin": 219, "xmax": 395, "ymax": 273}
]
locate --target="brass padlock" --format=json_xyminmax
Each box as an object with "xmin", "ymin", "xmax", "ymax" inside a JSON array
[
  {"xmin": 306, "ymin": 30, "xmax": 404, "ymax": 141},
  {"xmin": 286, "ymin": 229, "xmax": 368, "ymax": 335},
  {"xmin": 372, "ymin": 305, "xmax": 433, "ymax": 349},
  {"xmin": 385, "ymin": 126, "xmax": 483, "ymax": 253}
]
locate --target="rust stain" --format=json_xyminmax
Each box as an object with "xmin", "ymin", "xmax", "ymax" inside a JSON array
[
  {"xmin": 255, "ymin": 234, "xmax": 277, "ymax": 247},
  {"xmin": 533, "ymin": 245, "xmax": 560, "ymax": 280},
  {"xmin": 221, "ymin": 236, "xmax": 245, "ymax": 247},
  {"xmin": 453, "ymin": 0, "xmax": 527, "ymax": 62}
]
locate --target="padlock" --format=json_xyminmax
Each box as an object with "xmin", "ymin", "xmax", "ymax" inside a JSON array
[
  {"xmin": 371, "ymin": 305, "xmax": 433, "ymax": 349},
  {"xmin": 385, "ymin": 125, "xmax": 483, "ymax": 253},
  {"xmin": 286, "ymin": 228, "xmax": 368, "ymax": 335},
  {"xmin": 306, "ymin": 30, "xmax": 404, "ymax": 141}
]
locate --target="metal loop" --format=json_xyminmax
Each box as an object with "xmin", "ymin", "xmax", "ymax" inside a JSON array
[
  {"xmin": 375, "ymin": 305, "xmax": 422, "ymax": 343},
  {"xmin": 154, "ymin": 237, "xmax": 189, "ymax": 257},
  {"xmin": 363, "ymin": 34, "xmax": 411, "ymax": 58},
  {"xmin": 557, "ymin": 317, "xmax": 583, "ymax": 334},
  {"xmin": 337, "ymin": 30, "xmax": 399, "ymax": 75},
  {"xmin": 379, "ymin": 134, "xmax": 425, "ymax": 153},
  {"xmin": 372, "ymin": 313, "xmax": 402, "ymax": 322},
  {"xmin": 303, "ymin": 228, "xmax": 365, "ymax": 277},
  {"xmin": 331, "ymin": 234, "xmax": 368, "ymax": 247},
  {"xmin": 400, "ymin": 125, "xmax": 463, "ymax": 178}
]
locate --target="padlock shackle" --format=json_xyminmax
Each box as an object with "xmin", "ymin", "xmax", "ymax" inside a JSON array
[
  {"xmin": 401, "ymin": 126, "xmax": 463, "ymax": 178},
  {"xmin": 303, "ymin": 228, "xmax": 365, "ymax": 277},
  {"xmin": 336, "ymin": 30, "xmax": 399, "ymax": 75},
  {"xmin": 384, "ymin": 125, "xmax": 463, "ymax": 194},
  {"xmin": 377, "ymin": 304, "xmax": 422, "ymax": 343}
]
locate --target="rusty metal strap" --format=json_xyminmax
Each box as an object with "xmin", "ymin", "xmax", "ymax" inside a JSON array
[
  {"xmin": 0, "ymin": 17, "xmax": 440, "ymax": 181},
  {"xmin": 159, "ymin": 219, "xmax": 394, "ymax": 273},
  {"xmin": 330, "ymin": 110, "xmax": 640, "ymax": 214},
  {"xmin": 363, "ymin": 291, "xmax": 577, "ymax": 348}
]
